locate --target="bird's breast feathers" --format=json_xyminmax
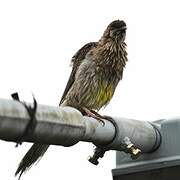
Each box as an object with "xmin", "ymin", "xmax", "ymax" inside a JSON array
[{"xmin": 94, "ymin": 81, "xmax": 114, "ymax": 109}]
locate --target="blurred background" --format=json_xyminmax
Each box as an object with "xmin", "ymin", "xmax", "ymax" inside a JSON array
[{"xmin": 0, "ymin": 0, "xmax": 180, "ymax": 179}]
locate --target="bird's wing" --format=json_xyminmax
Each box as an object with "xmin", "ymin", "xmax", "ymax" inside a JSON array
[{"xmin": 59, "ymin": 42, "xmax": 97, "ymax": 105}]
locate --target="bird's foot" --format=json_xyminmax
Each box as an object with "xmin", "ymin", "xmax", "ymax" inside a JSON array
[{"xmin": 82, "ymin": 107, "xmax": 105, "ymax": 126}]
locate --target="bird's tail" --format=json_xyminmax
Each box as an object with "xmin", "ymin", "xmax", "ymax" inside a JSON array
[{"xmin": 15, "ymin": 143, "xmax": 49, "ymax": 180}]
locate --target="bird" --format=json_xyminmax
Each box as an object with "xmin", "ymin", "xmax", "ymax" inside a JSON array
[{"xmin": 15, "ymin": 20, "xmax": 128, "ymax": 179}]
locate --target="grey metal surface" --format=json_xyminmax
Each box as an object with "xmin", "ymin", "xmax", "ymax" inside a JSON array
[
  {"xmin": 113, "ymin": 166, "xmax": 180, "ymax": 180},
  {"xmin": 112, "ymin": 118, "xmax": 180, "ymax": 180},
  {"xmin": 0, "ymin": 98, "xmax": 159, "ymax": 154},
  {"xmin": 0, "ymin": 98, "xmax": 115, "ymax": 146},
  {"xmin": 100, "ymin": 117, "xmax": 159, "ymax": 153}
]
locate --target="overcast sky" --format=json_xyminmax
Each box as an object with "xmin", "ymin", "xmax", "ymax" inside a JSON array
[{"xmin": 1, "ymin": 0, "xmax": 180, "ymax": 179}]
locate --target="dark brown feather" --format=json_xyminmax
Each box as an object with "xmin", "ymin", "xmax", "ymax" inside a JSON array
[
  {"xmin": 15, "ymin": 144, "xmax": 49, "ymax": 180},
  {"xmin": 59, "ymin": 42, "xmax": 97, "ymax": 105}
]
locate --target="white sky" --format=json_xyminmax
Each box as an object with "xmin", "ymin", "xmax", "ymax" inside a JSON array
[{"xmin": 1, "ymin": 0, "xmax": 180, "ymax": 179}]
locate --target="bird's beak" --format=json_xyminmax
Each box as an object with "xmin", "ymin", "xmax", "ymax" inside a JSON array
[{"xmin": 120, "ymin": 26, "xmax": 127, "ymax": 30}]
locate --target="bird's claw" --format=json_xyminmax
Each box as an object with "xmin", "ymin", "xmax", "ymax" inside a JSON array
[
  {"xmin": 96, "ymin": 118, "xmax": 105, "ymax": 126},
  {"xmin": 83, "ymin": 107, "xmax": 105, "ymax": 126}
]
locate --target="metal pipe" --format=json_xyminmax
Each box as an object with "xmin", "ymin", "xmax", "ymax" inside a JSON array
[
  {"xmin": 0, "ymin": 98, "xmax": 115, "ymax": 146},
  {"xmin": 0, "ymin": 98, "xmax": 161, "ymax": 153},
  {"xmin": 98, "ymin": 117, "xmax": 160, "ymax": 153}
]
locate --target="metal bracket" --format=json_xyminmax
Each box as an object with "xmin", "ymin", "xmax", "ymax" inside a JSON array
[{"xmin": 88, "ymin": 146, "xmax": 106, "ymax": 165}]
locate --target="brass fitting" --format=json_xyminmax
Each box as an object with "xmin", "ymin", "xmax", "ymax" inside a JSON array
[{"xmin": 123, "ymin": 137, "xmax": 141, "ymax": 159}]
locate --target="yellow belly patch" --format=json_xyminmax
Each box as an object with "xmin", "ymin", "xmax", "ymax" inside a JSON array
[{"xmin": 95, "ymin": 81, "xmax": 113, "ymax": 109}]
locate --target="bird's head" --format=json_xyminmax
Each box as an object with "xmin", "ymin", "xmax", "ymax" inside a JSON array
[{"xmin": 103, "ymin": 20, "xmax": 127, "ymax": 43}]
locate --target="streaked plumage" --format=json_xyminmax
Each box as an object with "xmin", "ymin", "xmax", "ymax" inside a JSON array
[
  {"xmin": 15, "ymin": 20, "xmax": 128, "ymax": 179},
  {"xmin": 62, "ymin": 20, "xmax": 127, "ymax": 111}
]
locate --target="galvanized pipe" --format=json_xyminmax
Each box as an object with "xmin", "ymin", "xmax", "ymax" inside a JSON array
[
  {"xmin": 0, "ymin": 98, "xmax": 160, "ymax": 153},
  {"xmin": 0, "ymin": 98, "xmax": 115, "ymax": 146},
  {"xmin": 98, "ymin": 117, "xmax": 161, "ymax": 153}
]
